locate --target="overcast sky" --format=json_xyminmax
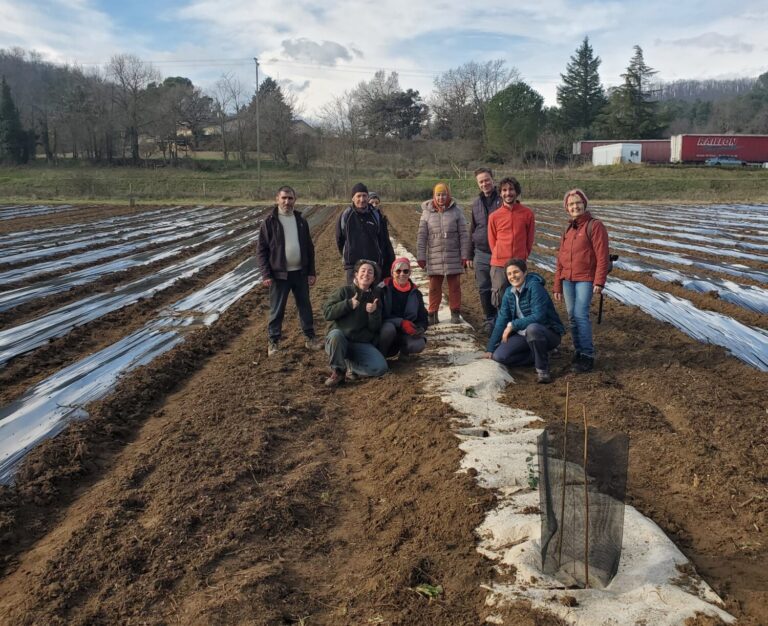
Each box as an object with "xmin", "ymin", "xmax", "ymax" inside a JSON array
[{"xmin": 2, "ymin": 0, "xmax": 767, "ymax": 117}]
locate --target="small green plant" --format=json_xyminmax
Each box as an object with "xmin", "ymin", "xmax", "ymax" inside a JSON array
[{"xmin": 412, "ymin": 583, "xmax": 443, "ymax": 599}]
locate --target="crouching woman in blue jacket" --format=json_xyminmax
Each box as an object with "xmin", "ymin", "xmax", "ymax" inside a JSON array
[{"xmin": 483, "ymin": 258, "xmax": 564, "ymax": 384}]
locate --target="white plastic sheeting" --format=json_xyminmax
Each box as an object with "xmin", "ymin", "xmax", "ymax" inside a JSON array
[
  {"xmin": 0, "ymin": 206, "xmax": 253, "ymax": 278},
  {"xmin": 0, "ymin": 256, "xmax": 263, "ymax": 484},
  {"xmin": 529, "ymin": 254, "xmax": 768, "ymax": 371},
  {"xmin": 0, "ymin": 228, "xmax": 259, "ymax": 367},
  {"xmin": 0, "ymin": 206, "xmax": 210, "ymax": 263},
  {"xmin": 0, "ymin": 213, "xmax": 260, "ymax": 311},
  {"xmin": 390, "ymin": 240, "xmax": 734, "ymax": 625},
  {"xmin": 0, "ymin": 204, "xmax": 79, "ymax": 220}
]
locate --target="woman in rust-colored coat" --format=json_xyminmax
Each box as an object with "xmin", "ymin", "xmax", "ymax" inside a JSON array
[{"xmin": 553, "ymin": 188, "xmax": 610, "ymax": 373}]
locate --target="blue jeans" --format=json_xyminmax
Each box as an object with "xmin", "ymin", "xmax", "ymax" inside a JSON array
[
  {"xmin": 325, "ymin": 329, "xmax": 388, "ymax": 377},
  {"xmin": 491, "ymin": 323, "xmax": 561, "ymax": 372},
  {"xmin": 561, "ymin": 280, "xmax": 594, "ymax": 358}
]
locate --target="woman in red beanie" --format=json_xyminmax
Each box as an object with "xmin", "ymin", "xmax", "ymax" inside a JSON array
[
  {"xmin": 379, "ymin": 257, "xmax": 428, "ymax": 358},
  {"xmin": 553, "ymin": 188, "xmax": 611, "ymax": 373}
]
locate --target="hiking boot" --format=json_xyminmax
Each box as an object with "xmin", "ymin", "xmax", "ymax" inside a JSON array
[
  {"xmin": 482, "ymin": 319, "xmax": 495, "ymax": 335},
  {"xmin": 571, "ymin": 355, "xmax": 594, "ymax": 374},
  {"xmin": 428, "ymin": 312, "xmax": 439, "ymax": 326},
  {"xmin": 324, "ymin": 369, "xmax": 346, "ymax": 387},
  {"xmin": 571, "ymin": 351, "xmax": 581, "ymax": 363},
  {"xmin": 304, "ymin": 336, "xmax": 322, "ymax": 351},
  {"xmin": 536, "ymin": 369, "xmax": 552, "ymax": 384},
  {"xmin": 267, "ymin": 339, "xmax": 280, "ymax": 356},
  {"xmin": 450, "ymin": 310, "xmax": 461, "ymax": 324}
]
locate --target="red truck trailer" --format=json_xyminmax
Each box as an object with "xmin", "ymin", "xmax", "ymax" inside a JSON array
[
  {"xmin": 573, "ymin": 139, "xmax": 670, "ymax": 163},
  {"xmin": 670, "ymin": 134, "xmax": 768, "ymax": 163}
]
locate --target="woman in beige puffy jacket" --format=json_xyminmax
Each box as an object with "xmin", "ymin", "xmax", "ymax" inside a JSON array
[{"xmin": 416, "ymin": 182, "xmax": 471, "ymax": 324}]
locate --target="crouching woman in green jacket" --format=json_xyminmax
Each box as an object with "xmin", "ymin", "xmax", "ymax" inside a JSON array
[
  {"xmin": 323, "ymin": 259, "xmax": 389, "ymax": 387},
  {"xmin": 483, "ymin": 258, "xmax": 564, "ymax": 384}
]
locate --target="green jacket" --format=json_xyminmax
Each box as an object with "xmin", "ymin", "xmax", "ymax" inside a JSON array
[{"xmin": 323, "ymin": 284, "xmax": 384, "ymax": 343}]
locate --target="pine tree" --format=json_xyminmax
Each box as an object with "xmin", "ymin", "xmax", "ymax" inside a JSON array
[
  {"xmin": 556, "ymin": 37, "xmax": 606, "ymax": 135},
  {"xmin": 597, "ymin": 46, "xmax": 665, "ymax": 139},
  {"xmin": 0, "ymin": 77, "xmax": 25, "ymax": 164}
]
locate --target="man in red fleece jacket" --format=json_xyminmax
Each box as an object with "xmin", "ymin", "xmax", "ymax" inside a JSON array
[{"xmin": 487, "ymin": 177, "xmax": 535, "ymax": 308}]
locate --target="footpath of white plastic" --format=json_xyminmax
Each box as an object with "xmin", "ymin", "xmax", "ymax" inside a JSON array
[{"xmin": 391, "ymin": 241, "xmax": 734, "ymax": 625}]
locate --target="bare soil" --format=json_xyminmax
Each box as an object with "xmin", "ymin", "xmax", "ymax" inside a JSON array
[{"xmin": 0, "ymin": 202, "xmax": 765, "ymax": 625}]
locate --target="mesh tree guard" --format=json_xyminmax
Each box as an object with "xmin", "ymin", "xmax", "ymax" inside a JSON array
[{"xmin": 538, "ymin": 423, "xmax": 629, "ymax": 588}]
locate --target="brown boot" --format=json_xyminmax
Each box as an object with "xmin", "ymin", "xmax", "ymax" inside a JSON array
[{"xmin": 428, "ymin": 312, "xmax": 439, "ymax": 326}]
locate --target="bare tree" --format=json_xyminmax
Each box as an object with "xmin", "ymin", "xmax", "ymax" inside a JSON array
[
  {"xmin": 216, "ymin": 73, "xmax": 248, "ymax": 166},
  {"xmin": 430, "ymin": 60, "xmax": 519, "ymax": 139},
  {"xmin": 107, "ymin": 53, "xmax": 160, "ymax": 163},
  {"xmin": 318, "ymin": 91, "xmax": 364, "ymax": 175}
]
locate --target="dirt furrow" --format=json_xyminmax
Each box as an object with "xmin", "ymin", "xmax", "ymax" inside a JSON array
[{"xmin": 0, "ymin": 205, "xmax": 504, "ymax": 625}]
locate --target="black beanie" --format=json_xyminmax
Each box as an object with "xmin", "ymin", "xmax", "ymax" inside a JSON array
[{"xmin": 351, "ymin": 182, "xmax": 368, "ymax": 196}]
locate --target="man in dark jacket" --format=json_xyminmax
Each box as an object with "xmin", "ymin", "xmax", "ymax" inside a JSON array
[
  {"xmin": 470, "ymin": 168, "xmax": 503, "ymax": 333},
  {"xmin": 257, "ymin": 186, "xmax": 321, "ymax": 356},
  {"xmin": 336, "ymin": 182, "xmax": 396, "ymax": 284}
]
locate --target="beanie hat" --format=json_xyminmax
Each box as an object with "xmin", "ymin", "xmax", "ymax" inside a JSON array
[
  {"xmin": 351, "ymin": 182, "xmax": 369, "ymax": 197},
  {"xmin": 368, "ymin": 192, "xmax": 379, "ymax": 201},
  {"xmin": 432, "ymin": 182, "xmax": 452, "ymax": 210},
  {"xmin": 563, "ymin": 188, "xmax": 588, "ymax": 211}
]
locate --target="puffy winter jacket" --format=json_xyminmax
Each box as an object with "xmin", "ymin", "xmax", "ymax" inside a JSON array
[
  {"xmin": 554, "ymin": 211, "xmax": 610, "ymax": 292},
  {"xmin": 416, "ymin": 200, "xmax": 471, "ymax": 276},
  {"xmin": 486, "ymin": 273, "xmax": 564, "ymax": 352}
]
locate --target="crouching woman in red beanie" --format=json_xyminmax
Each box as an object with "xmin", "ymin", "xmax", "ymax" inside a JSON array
[{"xmin": 379, "ymin": 257, "xmax": 428, "ymax": 359}]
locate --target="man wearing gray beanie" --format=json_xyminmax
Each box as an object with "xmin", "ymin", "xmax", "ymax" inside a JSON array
[{"xmin": 336, "ymin": 183, "xmax": 395, "ymax": 284}]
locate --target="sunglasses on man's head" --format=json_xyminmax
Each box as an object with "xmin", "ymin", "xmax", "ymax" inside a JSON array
[{"xmin": 394, "ymin": 268, "xmax": 410, "ymax": 274}]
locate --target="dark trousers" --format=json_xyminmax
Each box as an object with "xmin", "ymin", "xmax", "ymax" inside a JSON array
[
  {"xmin": 268, "ymin": 270, "xmax": 315, "ymax": 341},
  {"xmin": 474, "ymin": 250, "xmax": 496, "ymax": 322},
  {"xmin": 379, "ymin": 321, "xmax": 426, "ymax": 357},
  {"xmin": 491, "ymin": 323, "xmax": 561, "ymax": 372}
]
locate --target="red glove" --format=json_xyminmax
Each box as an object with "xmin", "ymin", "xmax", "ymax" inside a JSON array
[
  {"xmin": 462, "ymin": 259, "xmax": 469, "ymax": 268},
  {"xmin": 401, "ymin": 319, "xmax": 417, "ymax": 335},
  {"xmin": 417, "ymin": 260, "xmax": 426, "ymax": 269}
]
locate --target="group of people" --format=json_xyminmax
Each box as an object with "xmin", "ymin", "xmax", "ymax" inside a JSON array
[{"xmin": 256, "ymin": 173, "xmax": 611, "ymax": 387}]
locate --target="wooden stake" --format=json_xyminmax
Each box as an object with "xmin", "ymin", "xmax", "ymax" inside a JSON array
[
  {"xmin": 583, "ymin": 404, "xmax": 590, "ymax": 589},
  {"xmin": 556, "ymin": 382, "xmax": 570, "ymax": 567}
]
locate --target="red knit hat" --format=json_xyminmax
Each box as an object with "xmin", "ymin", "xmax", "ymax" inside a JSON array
[{"xmin": 563, "ymin": 188, "xmax": 588, "ymax": 211}]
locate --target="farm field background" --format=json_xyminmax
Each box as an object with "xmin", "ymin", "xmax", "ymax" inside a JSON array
[
  {"xmin": 2, "ymin": 161, "xmax": 768, "ymax": 204},
  {"xmin": 0, "ymin": 198, "xmax": 765, "ymax": 624}
]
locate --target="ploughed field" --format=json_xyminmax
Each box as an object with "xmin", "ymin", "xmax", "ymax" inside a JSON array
[{"xmin": 0, "ymin": 201, "xmax": 765, "ymax": 625}]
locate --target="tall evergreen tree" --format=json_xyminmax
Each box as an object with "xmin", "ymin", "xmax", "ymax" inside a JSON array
[
  {"xmin": 556, "ymin": 37, "xmax": 606, "ymax": 135},
  {"xmin": 0, "ymin": 77, "xmax": 26, "ymax": 163},
  {"xmin": 597, "ymin": 46, "xmax": 665, "ymax": 139}
]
